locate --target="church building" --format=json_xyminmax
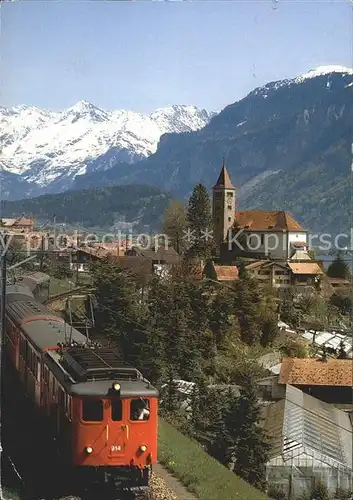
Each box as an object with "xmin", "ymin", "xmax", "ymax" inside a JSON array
[{"xmin": 212, "ymin": 162, "xmax": 309, "ymax": 262}]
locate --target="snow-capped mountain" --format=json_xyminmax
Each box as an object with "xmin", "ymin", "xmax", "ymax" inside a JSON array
[
  {"xmin": 0, "ymin": 101, "xmax": 213, "ymax": 194},
  {"xmin": 251, "ymin": 64, "xmax": 353, "ymax": 98}
]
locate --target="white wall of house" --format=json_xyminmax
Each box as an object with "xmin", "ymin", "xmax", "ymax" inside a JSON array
[
  {"xmin": 287, "ymin": 232, "xmax": 308, "ymax": 257},
  {"xmin": 245, "ymin": 231, "xmax": 286, "ymax": 260},
  {"xmin": 244, "ymin": 231, "xmax": 308, "ymax": 260}
]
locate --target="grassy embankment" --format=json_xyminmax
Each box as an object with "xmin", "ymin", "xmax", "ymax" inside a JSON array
[
  {"xmin": 4, "ymin": 488, "xmax": 20, "ymax": 500},
  {"xmin": 48, "ymin": 277, "xmax": 76, "ymax": 297},
  {"xmin": 158, "ymin": 419, "xmax": 269, "ymax": 500}
]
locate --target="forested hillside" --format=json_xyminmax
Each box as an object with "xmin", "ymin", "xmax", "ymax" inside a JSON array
[{"xmin": 0, "ymin": 184, "xmax": 172, "ymax": 231}]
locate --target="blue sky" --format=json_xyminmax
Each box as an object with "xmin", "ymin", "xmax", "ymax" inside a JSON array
[{"xmin": 1, "ymin": 0, "xmax": 352, "ymax": 113}]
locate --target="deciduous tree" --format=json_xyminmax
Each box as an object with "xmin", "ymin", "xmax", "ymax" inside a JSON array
[{"xmin": 162, "ymin": 199, "xmax": 188, "ymax": 254}]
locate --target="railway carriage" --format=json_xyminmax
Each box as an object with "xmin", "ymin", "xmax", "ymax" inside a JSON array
[{"xmin": 4, "ymin": 284, "xmax": 158, "ymax": 492}]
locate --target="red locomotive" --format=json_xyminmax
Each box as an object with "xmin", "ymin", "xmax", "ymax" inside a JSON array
[{"xmin": 4, "ymin": 283, "xmax": 158, "ymax": 494}]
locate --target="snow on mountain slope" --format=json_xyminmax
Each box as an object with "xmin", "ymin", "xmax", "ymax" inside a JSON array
[
  {"xmin": 252, "ymin": 64, "xmax": 353, "ymax": 97},
  {"xmin": 0, "ymin": 101, "xmax": 213, "ymax": 189},
  {"xmin": 295, "ymin": 65, "xmax": 353, "ymax": 82}
]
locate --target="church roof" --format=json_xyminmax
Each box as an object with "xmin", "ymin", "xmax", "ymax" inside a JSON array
[
  {"xmin": 234, "ymin": 210, "xmax": 306, "ymax": 232},
  {"xmin": 213, "ymin": 160, "xmax": 235, "ymax": 190}
]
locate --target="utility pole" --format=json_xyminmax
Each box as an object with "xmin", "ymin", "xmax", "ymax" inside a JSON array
[
  {"xmin": 0, "ymin": 232, "xmax": 8, "ymax": 500},
  {"xmin": 39, "ymin": 234, "xmax": 45, "ymax": 271}
]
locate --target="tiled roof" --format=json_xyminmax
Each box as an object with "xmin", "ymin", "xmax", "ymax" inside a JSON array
[
  {"xmin": 291, "ymin": 241, "xmax": 308, "ymax": 247},
  {"xmin": 288, "ymin": 262, "xmax": 323, "ymax": 275},
  {"xmin": 13, "ymin": 217, "xmax": 33, "ymax": 226},
  {"xmin": 130, "ymin": 246, "xmax": 180, "ymax": 264},
  {"xmin": 78, "ymin": 246, "xmax": 112, "ymax": 259},
  {"xmin": 279, "ymin": 357, "xmax": 353, "ymax": 386},
  {"xmin": 0, "ymin": 219, "xmax": 16, "ymax": 226},
  {"xmin": 90, "ymin": 242, "xmax": 129, "ymax": 250},
  {"xmin": 1, "ymin": 217, "xmax": 33, "ymax": 227},
  {"xmin": 234, "ymin": 210, "xmax": 306, "ymax": 232},
  {"xmin": 116, "ymin": 256, "xmax": 153, "ymax": 284},
  {"xmin": 245, "ymin": 260, "xmax": 268, "ymax": 270},
  {"xmin": 327, "ymin": 277, "xmax": 351, "ymax": 285},
  {"xmin": 213, "ymin": 265, "xmax": 239, "ymax": 281},
  {"xmin": 245, "ymin": 260, "xmax": 289, "ymax": 271},
  {"xmin": 213, "ymin": 161, "xmax": 236, "ymax": 190}
]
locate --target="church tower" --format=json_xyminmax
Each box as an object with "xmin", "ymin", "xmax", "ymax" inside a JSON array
[{"xmin": 212, "ymin": 159, "xmax": 236, "ymax": 245}]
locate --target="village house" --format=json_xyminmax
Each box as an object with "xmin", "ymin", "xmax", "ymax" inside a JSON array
[
  {"xmin": 126, "ymin": 245, "xmax": 180, "ymax": 277},
  {"xmin": 278, "ymin": 356, "xmax": 353, "ymax": 406},
  {"xmin": 245, "ymin": 260, "xmax": 291, "ymax": 292},
  {"xmin": 0, "ymin": 216, "xmax": 35, "ymax": 233},
  {"xmin": 203, "ymin": 261, "xmax": 239, "ymax": 282},
  {"xmin": 69, "ymin": 243, "xmax": 180, "ymax": 285},
  {"xmin": 244, "ymin": 259, "xmax": 323, "ymax": 295}
]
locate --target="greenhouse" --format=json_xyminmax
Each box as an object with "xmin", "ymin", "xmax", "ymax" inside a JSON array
[{"xmin": 264, "ymin": 385, "xmax": 353, "ymax": 498}]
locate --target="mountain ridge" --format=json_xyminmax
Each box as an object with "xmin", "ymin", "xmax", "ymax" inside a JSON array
[
  {"xmin": 0, "ymin": 183, "xmax": 171, "ymax": 232},
  {"xmin": 71, "ymin": 65, "xmax": 353, "ymax": 234},
  {"xmin": 2, "ymin": 65, "xmax": 353, "ymax": 235},
  {"xmin": 0, "ymin": 101, "xmax": 213, "ymax": 198}
]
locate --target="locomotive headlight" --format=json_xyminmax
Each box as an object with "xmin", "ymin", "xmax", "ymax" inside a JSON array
[
  {"xmin": 113, "ymin": 382, "xmax": 121, "ymax": 392},
  {"xmin": 139, "ymin": 445, "xmax": 147, "ymax": 452},
  {"xmin": 85, "ymin": 446, "xmax": 93, "ymax": 454}
]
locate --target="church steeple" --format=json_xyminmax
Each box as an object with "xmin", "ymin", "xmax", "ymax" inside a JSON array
[
  {"xmin": 212, "ymin": 159, "xmax": 236, "ymax": 245},
  {"xmin": 213, "ymin": 158, "xmax": 235, "ymax": 190}
]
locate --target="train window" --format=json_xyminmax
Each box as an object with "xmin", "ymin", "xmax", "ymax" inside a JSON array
[
  {"xmin": 130, "ymin": 399, "xmax": 150, "ymax": 421},
  {"xmin": 44, "ymin": 367, "xmax": 49, "ymax": 385},
  {"xmin": 58, "ymin": 388, "xmax": 65, "ymax": 409},
  {"xmin": 82, "ymin": 400, "xmax": 103, "ymax": 422},
  {"xmin": 68, "ymin": 397, "xmax": 72, "ymax": 420},
  {"xmin": 111, "ymin": 400, "xmax": 122, "ymax": 421}
]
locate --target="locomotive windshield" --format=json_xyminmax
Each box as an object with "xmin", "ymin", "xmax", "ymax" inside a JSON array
[{"xmin": 82, "ymin": 399, "xmax": 104, "ymax": 421}]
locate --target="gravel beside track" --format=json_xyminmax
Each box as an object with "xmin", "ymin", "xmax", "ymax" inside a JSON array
[
  {"xmin": 149, "ymin": 472, "xmax": 178, "ymax": 500},
  {"xmin": 54, "ymin": 468, "xmax": 186, "ymax": 500}
]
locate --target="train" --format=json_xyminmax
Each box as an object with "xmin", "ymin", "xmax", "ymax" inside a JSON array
[{"xmin": 4, "ymin": 283, "xmax": 158, "ymax": 494}]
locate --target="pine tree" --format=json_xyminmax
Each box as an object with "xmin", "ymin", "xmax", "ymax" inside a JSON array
[
  {"xmin": 161, "ymin": 367, "xmax": 180, "ymax": 415},
  {"xmin": 90, "ymin": 258, "xmax": 144, "ymax": 358},
  {"xmin": 209, "ymin": 285, "xmax": 235, "ymax": 349},
  {"xmin": 280, "ymin": 294, "xmax": 300, "ymax": 328},
  {"xmin": 327, "ymin": 251, "xmax": 351, "ymax": 280},
  {"xmin": 232, "ymin": 377, "xmax": 270, "ymax": 491},
  {"xmin": 206, "ymin": 391, "xmax": 234, "ymax": 466},
  {"xmin": 186, "ymin": 184, "xmax": 214, "ymax": 260},
  {"xmin": 260, "ymin": 316, "xmax": 280, "ymax": 347},
  {"xmin": 232, "ymin": 274, "xmax": 262, "ymax": 344},
  {"xmin": 189, "ymin": 377, "xmax": 211, "ymax": 442}
]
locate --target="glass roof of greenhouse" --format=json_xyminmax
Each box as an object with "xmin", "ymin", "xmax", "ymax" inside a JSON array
[{"xmin": 264, "ymin": 385, "xmax": 352, "ymax": 471}]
